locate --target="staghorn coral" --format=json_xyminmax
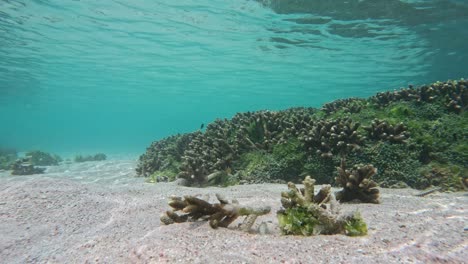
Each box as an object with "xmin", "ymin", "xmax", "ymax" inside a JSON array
[
  {"xmin": 335, "ymin": 159, "xmax": 380, "ymax": 204},
  {"xmin": 137, "ymin": 132, "xmax": 197, "ymax": 177},
  {"xmin": 177, "ymin": 119, "xmax": 238, "ymax": 185},
  {"xmin": 299, "ymin": 118, "xmax": 363, "ymax": 158},
  {"xmin": 160, "ymin": 193, "xmax": 271, "ymax": 232},
  {"xmin": 177, "ymin": 110, "xmax": 309, "ymax": 185},
  {"xmin": 443, "ymin": 80, "xmax": 467, "ymax": 114},
  {"xmin": 277, "ymin": 176, "xmax": 368, "ymax": 236},
  {"xmin": 321, "ymin": 98, "xmax": 367, "ymax": 115},
  {"xmin": 232, "ymin": 110, "xmax": 287, "ymax": 150},
  {"xmin": 371, "ymin": 86, "xmax": 419, "ymax": 106},
  {"xmin": 371, "ymin": 79, "xmax": 467, "ymax": 114},
  {"xmin": 363, "ymin": 119, "xmax": 410, "ymax": 143}
]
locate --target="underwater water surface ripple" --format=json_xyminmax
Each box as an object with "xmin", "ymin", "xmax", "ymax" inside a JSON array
[{"xmin": 0, "ymin": 0, "xmax": 467, "ymax": 154}]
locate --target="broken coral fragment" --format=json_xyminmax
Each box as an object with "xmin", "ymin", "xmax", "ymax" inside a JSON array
[
  {"xmin": 277, "ymin": 176, "xmax": 368, "ymax": 236},
  {"xmin": 160, "ymin": 193, "xmax": 270, "ymax": 232}
]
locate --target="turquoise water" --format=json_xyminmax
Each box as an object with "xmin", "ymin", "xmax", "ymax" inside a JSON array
[{"xmin": 1, "ymin": 0, "xmax": 467, "ymax": 156}]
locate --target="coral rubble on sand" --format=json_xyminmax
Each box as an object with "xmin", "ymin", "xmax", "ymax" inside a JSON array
[
  {"xmin": 160, "ymin": 194, "xmax": 271, "ymax": 232},
  {"xmin": 138, "ymin": 79, "xmax": 467, "ymax": 190},
  {"xmin": 277, "ymin": 176, "xmax": 368, "ymax": 236}
]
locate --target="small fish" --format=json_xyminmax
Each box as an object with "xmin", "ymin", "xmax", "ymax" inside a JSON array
[{"xmin": 200, "ymin": 123, "xmax": 204, "ymax": 130}]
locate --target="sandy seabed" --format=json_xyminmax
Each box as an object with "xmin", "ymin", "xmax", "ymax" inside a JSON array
[{"xmin": 0, "ymin": 160, "xmax": 466, "ymax": 264}]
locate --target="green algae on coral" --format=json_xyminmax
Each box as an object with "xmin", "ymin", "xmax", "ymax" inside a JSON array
[
  {"xmin": 277, "ymin": 176, "xmax": 369, "ymax": 236},
  {"xmin": 344, "ymin": 211, "xmax": 368, "ymax": 236},
  {"xmin": 277, "ymin": 206, "xmax": 319, "ymax": 236}
]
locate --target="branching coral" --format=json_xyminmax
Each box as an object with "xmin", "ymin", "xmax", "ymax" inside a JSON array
[
  {"xmin": 277, "ymin": 176, "xmax": 368, "ymax": 236},
  {"xmin": 160, "ymin": 194, "xmax": 271, "ymax": 232},
  {"xmin": 371, "ymin": 79, "xmax": 467, "ymax": 114},
  {"xmin": 299, "ymin": 118, "xmax": 363, "ymax": 158},
  {"xmin": 335, "ymin": 159, "xmax": 380, "ymax": 204},
  {"xmin": 363, "ymin": 119, "xmax": 410, "ymax": 143},
  {"xmin": 443, "ymin": 80, "xmax": 467, "ymax": 114},
  {"xmin": 137, "ymin": 133, "xmax": 197, "ymax": 177},
  {"xmin": 233, "ymin": 110, "xmax": 286, "ymax": 150},
  {"xmin": 321, "ymin": 98, "xmax": 367, "ymax": 115},
  {"xmin": 177, "ymin": 110, "xmax": 310, "ymax": 185},
  {"xmin": 178, "ymin": 119, "xmax": 237, "ymax": 184}
]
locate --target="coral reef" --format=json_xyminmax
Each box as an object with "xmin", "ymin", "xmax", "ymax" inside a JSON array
[
  {"xmin": 277, "ymin": 176, "xmax": 368, "ymax": 236},
  {"xmin": 302, "ymin": 155, "xmax": 337, "ymax": 184},
  {"xmin": 136, "ymin": 133, "xmax": 197, "ymax": 177},
  {"xmin": 363, "ymin": 119, "xmax": 410, "ymax": 143},
  {"xmin": 138, "ymin": 79, "xmax": 467, "ymax": 191},
  {"xmin": 418, "ymin": 163, "xmax": 467, "ymax": 192},
  {"xmin": 2, "ymin": 149, "xmax": 59, "ymax": 174},
  {"xmin": 349, "ymin": 142, "xmax": 422, "ymax": 188},
  {"xmin": 160, "ymin": 194, "xmax": 271, "ymax": 232},
  {"xmin": 10, "ymin": 158, "xmax": 46, "ymax": 175},
  {"xmin": 74, "ymin": 153, "xmax": 107, "ymax": 163},
  {"xmin": 335, "ymin": 159, "xmax": 380, "ymax": 204},
  {"xmin": 0, "ymin": 148, "xmax": 17, "ymax": 170},
  {"xmin": 233, "ymin": 140, "xmax": 307, "ymax": 184},
  {"xmin": 25, "ymin": 150, "xmax": 62, "ymax": 166}
]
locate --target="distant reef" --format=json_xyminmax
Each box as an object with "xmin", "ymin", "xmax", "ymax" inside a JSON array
[
  {"xmin": 0, "ymin": 150, "xmax": 62, "ymax": 175},
  {"xmin": 74, "ymin": 153, "xmax": 107, "ymax": 163},
  {"xmin": 0, "ymin": 148, "xmax": 17, "ymax": 170},
  {"xmin": 137, "ymin": 79, "xmax": 467, "ymax": 191}
]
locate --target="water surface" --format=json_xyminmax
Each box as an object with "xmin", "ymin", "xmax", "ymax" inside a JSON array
[{"xmin": 1, "ymin": 0, "xmax": 467, "ymax": 154}]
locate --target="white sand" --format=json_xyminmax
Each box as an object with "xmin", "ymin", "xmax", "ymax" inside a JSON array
[{"xmin": 0, "ymin": 160, "xmax": 466, "ymax": 263}]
